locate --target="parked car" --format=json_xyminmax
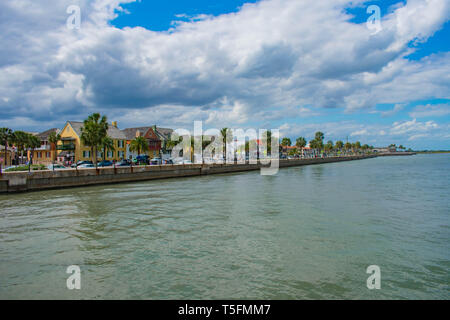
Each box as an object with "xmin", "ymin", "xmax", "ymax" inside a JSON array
[
  {"xmin": 135, "ymin": 155, "xmax": 150, "ymax": 164},
  {"xmin": 47, "ymin": 164, "xmax": 68, "ymax": 170},
  {"xmin": 150, "ymin": 158, "xmax": 162, "ymax": 165},
  {"xmin": 116, "ymin": 160, "xmax": 131, "ymax": 167},
  {"xmin": 78, "ymin": 163, "xmax": 95, "ymax": 168},
  {"xmin": 71, "ymin": 160, "xmax": 93, "ymax": 168},
  {"xmin": 97, "ymin": 160, "xmax": 113, "ymax": 167},
  {"xmin": 163, "ymin": 159, "xmax": 173, "ymax": 165},
  {"xmin": 181, "ymin": 159, "xmax": 193, "ymax": 165}
]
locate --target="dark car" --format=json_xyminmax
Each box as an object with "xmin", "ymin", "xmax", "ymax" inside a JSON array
[
  {"xmin": 150, "ymin": 158, "xmax": 162, "ymax": 165},
  {"xmin": 135, "ymin": 155, "xmax": 150, "ymax": 164},
  {"xmin": 163, "ymin": 159, "xmax": 173, "ymax": 165},
  {"xmin": 97, "ymin": 160, "xmax": 113, "ymax": 167},
  {"xmin": 116, "ymin": 160, "xmax": 131, "ymax": 167}
]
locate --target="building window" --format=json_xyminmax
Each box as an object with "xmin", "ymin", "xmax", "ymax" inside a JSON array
[
  {"xmin": 83, "ymin": 151, "xmax": 91, "ymax": 158},
  {"xmin": 107, "ymin": 151, "xmax": 113, "ymax": 158},
  {"xmin": 117, "ymin": 140, "xmax": 124, "ymax": 148},
  {"xmin": 118, "ymin": 151, "xmax": 124, "ymax": 159},
  {"xmin": 46, "ymin": 152, "xmax": 51, "ymax": 158}
]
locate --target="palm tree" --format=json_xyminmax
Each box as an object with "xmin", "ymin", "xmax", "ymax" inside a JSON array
[
  {"xmin": 220, "ymin": 128, "xmax": 233, "ymax": 161},
  {"xmin": 362, "ymin": 144, "xmax": 369, "ymax": 153},
  {"xmin": 326, "ymin": 140, "xmax": 334, "ymax": 148},
  {"xmin": 80, "ymin": 113, "xmax": 108, "ymax": 169},
  {"xmin": 165, "ymin": 137, "xmax": 180, "ymax": 150},
  {"xmin": 313, "ymin": 132, "xmax": 324, "ymax": 153},
  {"xmin": 166, "ymin": 135, "xmax": 182, "ymax": 159},
  {"xmin": 309, "ymin": 139, "xmax": 318, "ymax": 156},
  {"xmin": 129, "ymin": 136, "xmax": 149, "ymax": 161},
  {"xmin": 315, "ymin": 131, "xmax": 324, "ymax": 142},
  {"xmin": 324, "ymin": 141, "xmax": 333, "ymax": 154},
  {"xmin": 11, "ymin": 131, "xmax": 29, "ymax": 165},
  {"xmin": 296, "ymin": 137, "xmax": 306, "ymax": 148},
  {"xmin": 264, "ymin": 130, "xmax": 272, "ymax": 156},
  {"xmin": 355, "ymin": 141, "xmax": 361, "ymax": 154},
  {"xmin": 100, "ymin": 136, "xmax": 116, "ymax": 162},
  {"xmin": 335, "ymin": 140, "xmax": 344, "ymax": 155},
  {"xmin": 344, "ymin": 142, "xmax": 352, "ymax": 154},
  {"xmin": 296, "ymin": 137, "xmax": 306, "ymax": 158},
  {"xmin": 25, "ymin": 134, "xmax": 41, "ymax": 165},
  {"xmin": 0, "ymin": 127, "xmax": 13, "ymax": 166},
  {"xmin": 48, "ymin": 131, "xmax": 61, "ymax": 164},
  {"xmin": 281, "ymin": 137, "xmax": 291, "ymax": 146}
]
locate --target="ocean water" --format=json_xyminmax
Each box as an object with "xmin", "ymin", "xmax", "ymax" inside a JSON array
[{"xmin": 0, "ymin": 154, "xmax": 448, "ymax": 299}]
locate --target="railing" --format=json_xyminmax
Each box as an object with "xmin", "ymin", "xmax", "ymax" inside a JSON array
[{"xmin": 36, "ymin": 145, "xmax": 51, "ymax": 151}]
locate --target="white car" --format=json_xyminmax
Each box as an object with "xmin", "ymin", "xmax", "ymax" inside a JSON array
[
  {"xmin": 174, "ymin": 158, "xmax": 193, "ymax": 165},
  {"xmin": 78, "ymin": 163, "xmax": 95, "ymax": 168}
]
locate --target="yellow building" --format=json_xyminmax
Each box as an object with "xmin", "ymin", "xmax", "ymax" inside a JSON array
[
  {"xmin": 0, "ymin": 146, "xmax": 14, "ymax": 167},
  {"xmin": 27, "ymin": 128, "xmax": 60, "ymax": 165},
  {"xmin": 58, "ymin": 121, "xmax": 127, "ymax": 165}
]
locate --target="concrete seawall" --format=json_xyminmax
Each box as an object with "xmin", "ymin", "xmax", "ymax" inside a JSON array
[
  {"xmin": 0, "ymin": 155, "xmax": 376, "ymax": 193},
  {"xmin": 376, "ymin": 152, "xmax": 416, "ymax": 156}
]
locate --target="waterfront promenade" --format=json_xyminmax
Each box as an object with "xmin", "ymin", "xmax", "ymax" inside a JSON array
[{"xmin": 0, "ymin": 155, "xmax": 387, "ymax": 194}]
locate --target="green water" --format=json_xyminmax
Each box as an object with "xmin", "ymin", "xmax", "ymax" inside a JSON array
[{"xmin": 0, "ymin": 154, "xmax": 449, "ymax": 299}]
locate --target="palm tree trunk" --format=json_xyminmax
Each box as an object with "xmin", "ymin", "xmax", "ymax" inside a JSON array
[
  {"xmin": 94, "ymin": 146, "xmax": 98, "ymax": 169},
  {"xmin": 3, "ymin": 143, "xmax": 7, "ymax": 166}
]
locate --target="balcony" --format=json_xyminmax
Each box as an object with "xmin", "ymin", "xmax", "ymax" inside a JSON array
[
  {"xmin": 36, "ymin": 145, "xmax": 51, "ymax": 151},
  {"xmin": 57, "ymin": 143, "xmax": 75, "ymax": 151}
]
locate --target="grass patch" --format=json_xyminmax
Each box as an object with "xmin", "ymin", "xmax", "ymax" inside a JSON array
[{"xmin": 5, "ymin": 164, "xmax": 47, "ymax": 172}]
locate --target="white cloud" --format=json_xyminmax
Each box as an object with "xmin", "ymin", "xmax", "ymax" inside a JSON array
[
  {"xmin": 351, "ymin": 129, "xmax": 368, "ymax": 136},
  {"xmin": 0, "ymin": 0, "xmax": 449, "ymax": 150},
  {"xmin": 390, "ymin": 118, "xmax": 439, "ymax": 135},
  {"xmin": 379, "ymin": 103, "xmax": 405, "ymax": 117},
  {"xmin": 409, "ymin": 103, "xmax": 450, "ymax": 118}
]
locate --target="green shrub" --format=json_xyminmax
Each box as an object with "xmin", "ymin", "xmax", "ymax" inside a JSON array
[
  {"xmin": 6, "ymin": 164, "xmax": 47, "ymax": 172},
  {"xmin": 5, "ymin": 166, "xmax": 29, "ymax": 172}
]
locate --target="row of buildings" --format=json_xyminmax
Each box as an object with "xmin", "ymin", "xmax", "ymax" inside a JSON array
[{"xmin": 1, "ymin": 121, "xmax": 174, "ymax": 166}]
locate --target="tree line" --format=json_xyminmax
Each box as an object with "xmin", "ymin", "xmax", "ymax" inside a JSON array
[
  {"xmin": 0, "ymin": 127, "xmax": 61, "ymax": 166},
  {"xmin": 280, "ymin": 131, "xmax": 375, "ymax": 156}
]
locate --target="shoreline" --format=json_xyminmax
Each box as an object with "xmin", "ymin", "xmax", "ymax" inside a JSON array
[{"xmin": 0, "ymin": 153, "xmax": 413, "ymax": 194}]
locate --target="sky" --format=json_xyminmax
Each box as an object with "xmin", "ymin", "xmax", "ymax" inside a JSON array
[{"xmin": 0, "ymin": 0, "xmax": 449, "ymax": 150}]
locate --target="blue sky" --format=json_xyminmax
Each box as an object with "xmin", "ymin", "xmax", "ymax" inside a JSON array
[
  {"xmin": 0, "ymin": 0, "xmax": 449, "ymax": 149},
  {"xmin": 113, "ymin": 0, "xmax": 259, "ymax": 31}
]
